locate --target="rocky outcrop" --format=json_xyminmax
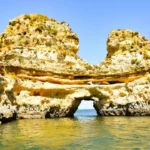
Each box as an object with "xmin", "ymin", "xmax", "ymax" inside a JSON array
[
  {"xmin": 0, "ymin": 14, "xmax": 93, "ymax": 122},
  {"xmin": 93, "ymin": 30, "xmax": 150, "ymax": 116},
  {"xmin": 95, "ymin": 30, "xmax": 150, "ymax": 82},
  {"xmin": 0, "ymin": 14, "xmax": 150, "ymax": 123}
]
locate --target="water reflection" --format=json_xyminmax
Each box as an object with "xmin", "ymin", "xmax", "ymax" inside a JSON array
[{"xmin": 0, "ymin": 115, "xmax": 150, "ymax": 149}]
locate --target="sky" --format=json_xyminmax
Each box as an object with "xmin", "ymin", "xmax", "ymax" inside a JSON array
[{"xmin": 0, "ymin": 0, "xmax": 150, "ymax": 109}]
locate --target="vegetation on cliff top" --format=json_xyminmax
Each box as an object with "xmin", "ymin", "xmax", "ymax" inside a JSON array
[{"xmin": 0, "ymin": 14, "xmax": 79, "ymax": 55}]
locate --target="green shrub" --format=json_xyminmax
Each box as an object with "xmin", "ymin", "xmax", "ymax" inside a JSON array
[
  {"xmin": 9, "ymin": 20, "xmax": 17, "ymax": 26},
  {"xmin": 24, "ymin": 14, "xmax": 31, "ymax": 20}
]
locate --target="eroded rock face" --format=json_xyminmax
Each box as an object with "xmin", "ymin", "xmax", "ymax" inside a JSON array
[
  {"xmin": 0, "ymin": 14, "xmax": 92, "ymax": 78},
  {"xmin": 95, "ymin": 30, "xmax": 150, "ymax": 82},
  {"xmin": 0, "ymin": 14, "xmax": 150, "ymax": 124},
  {"xmin": 0, "ymin": 77, "xmax": 17, "ymax": 123},
  {"xmin": 0, "ymin": 14, "xmax": 92, "ymax": 122},
  {"xmin": 94, "ymin": 76, "xmax": 150, "ymax": 116},
  {"xmin": 93, "ymin": 30, "xmax": 150, "ymax": 116}
]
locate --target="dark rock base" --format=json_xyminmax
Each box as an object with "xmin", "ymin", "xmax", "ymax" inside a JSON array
[
  {"xmin": 94, "ymin": 101, "xmax": 150, "ymax": 116},
  {"xmin": 0, "ymin": 104, "xmax": 17, "ymax": 124},
  {"xmin": 17, "ymin": 99, "xmax": 81, "ymax": 119}
]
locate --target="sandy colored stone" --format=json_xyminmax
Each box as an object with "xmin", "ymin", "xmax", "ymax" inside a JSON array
[{"xmin": 0, "ymin": 14, "xmax": 150, "ymax": 124}]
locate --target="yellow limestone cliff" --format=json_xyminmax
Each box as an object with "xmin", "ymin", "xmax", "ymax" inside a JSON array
[{"xmin": 0, "ymin": 14, "xmax": 150, "ymax": 124}]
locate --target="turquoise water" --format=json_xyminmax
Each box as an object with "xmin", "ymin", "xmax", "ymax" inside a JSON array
[{"xmin": 0, "ymin": 109, "xmax": 150, "ymax": 150}]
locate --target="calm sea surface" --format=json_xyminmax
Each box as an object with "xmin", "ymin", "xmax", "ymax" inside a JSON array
[{"xmin": 0, "ymin": 109, "xmax": 150, "ymax": 150}]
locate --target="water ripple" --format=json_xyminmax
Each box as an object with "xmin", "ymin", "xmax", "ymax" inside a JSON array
[{"xmin": 0, "ymin": 110, "xmax": 150, "ymax": 150}]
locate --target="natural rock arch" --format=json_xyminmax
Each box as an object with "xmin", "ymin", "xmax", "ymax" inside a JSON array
[{"xmin": 0, "ymin": 14, "xmax": 150, "ymax": 124}]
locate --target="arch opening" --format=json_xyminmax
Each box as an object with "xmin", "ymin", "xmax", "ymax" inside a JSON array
[{"xmin": 74, "ymin": 100, "xmax": 97, "ymax": 116}]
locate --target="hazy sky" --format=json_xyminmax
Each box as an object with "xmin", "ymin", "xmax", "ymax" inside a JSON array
[{"xmin": 1, "ymin": 0, "xmax": 150, "ymax": 109}]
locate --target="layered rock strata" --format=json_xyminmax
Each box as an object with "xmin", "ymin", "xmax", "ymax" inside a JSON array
[{"xmin": 0, "ymin": 14, "xmax": 150, "ymax": 123}]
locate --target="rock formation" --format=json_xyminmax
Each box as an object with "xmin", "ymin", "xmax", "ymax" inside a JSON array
[{"xmin": 0, "ymin": 14, "xmax": 150, "ymax": 124}]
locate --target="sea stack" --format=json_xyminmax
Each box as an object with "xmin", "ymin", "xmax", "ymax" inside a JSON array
[{"xmin": 0, "ymin": 14, "xmax": 150, "ymax": 124}]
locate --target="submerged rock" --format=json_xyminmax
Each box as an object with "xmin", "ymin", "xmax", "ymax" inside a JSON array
[{"xmin": 0, "ymin": 14, "xmax": 150, "ymax": 123}]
